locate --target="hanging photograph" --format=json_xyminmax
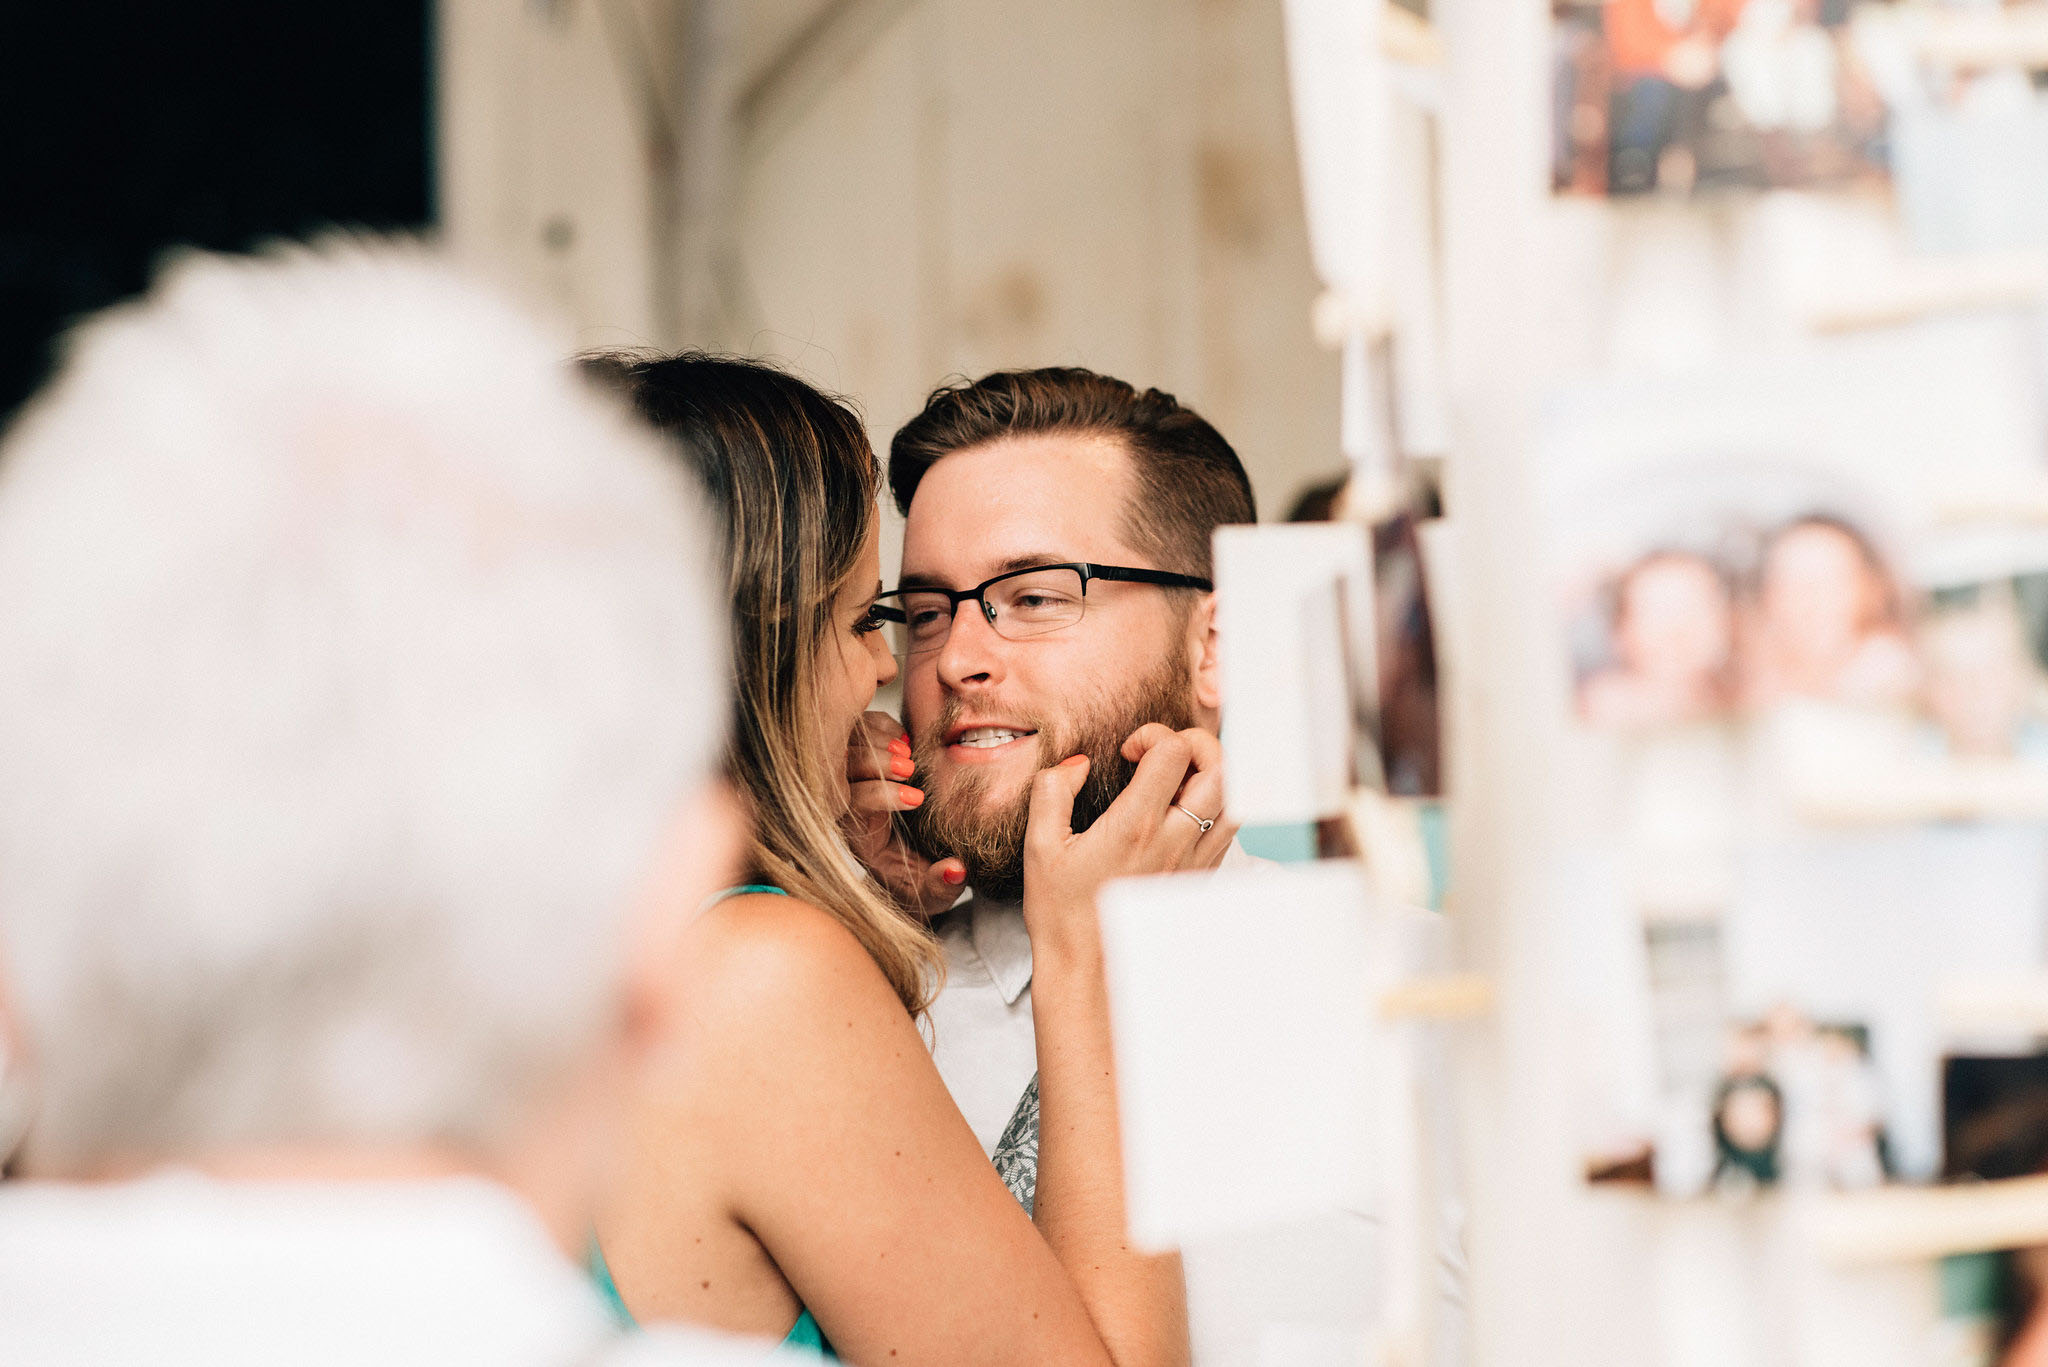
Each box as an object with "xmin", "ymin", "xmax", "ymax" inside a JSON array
[{"xmin": 1552, "ymin": 0, "xmax": 1909, "ymax": 196}]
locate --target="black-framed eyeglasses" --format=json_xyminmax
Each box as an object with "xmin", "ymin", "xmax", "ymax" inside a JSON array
[{"xmin": 870, "ymin": 562, "xmax": 1213, "ymax": 657}]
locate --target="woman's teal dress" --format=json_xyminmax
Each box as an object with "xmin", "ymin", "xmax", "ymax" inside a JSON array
[
  {"xmin": 588, "ymin": 1239, "xmax": 831, "ymax": 1356},
  {"xmin": 590, "ymin": 883, "xmax": 835, "ymax": 1359}
]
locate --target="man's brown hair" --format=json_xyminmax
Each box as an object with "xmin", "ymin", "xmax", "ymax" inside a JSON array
[{"xmin": 888, "ymin": 367, "xmax": 1257, "ymax": 578}]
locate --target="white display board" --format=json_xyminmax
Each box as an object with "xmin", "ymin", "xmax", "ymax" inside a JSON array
[
  {"xmin": 1214, "ymin": 523, "xmax": 1379, "ymax": 826},
  {"xmin": 1099, "ymin": 861, "xmax": 1386, "ymax": 1250}
]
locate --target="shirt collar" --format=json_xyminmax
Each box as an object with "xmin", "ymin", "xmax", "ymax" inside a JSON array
[
  {"xmin": 960, "ymin": 894, "xmax": 1035, "ymax": 1005},
  {"xmin": 949, "ymin": 842, "xmax": 1264, "ymax": 1007}
]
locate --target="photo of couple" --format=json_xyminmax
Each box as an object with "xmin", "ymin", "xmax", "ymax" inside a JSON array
[{"xmin": 1574, "ymin": 501, "xmax": 2048, "ymax": 775}]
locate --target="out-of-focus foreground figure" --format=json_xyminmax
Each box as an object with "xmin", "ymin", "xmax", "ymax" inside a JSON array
[{"xmin": 0, "ymin": 242, "xmax": 775, "ymax": 1365}]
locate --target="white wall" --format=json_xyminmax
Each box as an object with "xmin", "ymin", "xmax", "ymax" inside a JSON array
[
  {"xmin": 438, "ymin": 0, "xmax": 681, "ymax": 351},
  {"xmin": 437, "ymin": 0, "xmax": 1343, "ymax": 527}
]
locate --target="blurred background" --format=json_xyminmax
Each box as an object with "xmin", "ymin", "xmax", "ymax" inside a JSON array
[{"xmin": 0, "ymin": 0, "xmax": 1343, "ymax": 521}]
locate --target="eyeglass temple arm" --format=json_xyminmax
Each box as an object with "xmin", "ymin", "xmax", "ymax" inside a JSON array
[{"xmin": 1079, "ymin": 564, "xmax": 1215, "ymax": 592}]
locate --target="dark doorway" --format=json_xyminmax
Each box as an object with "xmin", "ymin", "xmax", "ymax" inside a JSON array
[{"xmin": 0, "ymin": 4, "xmax": 434, "ymax": 425}]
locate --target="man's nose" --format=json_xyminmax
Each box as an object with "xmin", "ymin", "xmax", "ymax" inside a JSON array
[{"xmin": 935, "ymin": 600, "xmax": 1006, "ymax": 690}]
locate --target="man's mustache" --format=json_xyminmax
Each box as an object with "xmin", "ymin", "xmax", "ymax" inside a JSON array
[{"xmin": 910, "ymin": 694, "xmax": 1136, "ymax": 833}]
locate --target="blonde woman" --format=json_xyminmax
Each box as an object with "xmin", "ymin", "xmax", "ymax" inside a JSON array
[{"xmin": 582, "ymin": 353, "xmax": 1208, "ymax": 1367}]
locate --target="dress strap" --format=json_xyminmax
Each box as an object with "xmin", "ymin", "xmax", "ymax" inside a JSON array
[{"xmin": 715, "ymin": 883, "xmax": 788, "ymax": 900}]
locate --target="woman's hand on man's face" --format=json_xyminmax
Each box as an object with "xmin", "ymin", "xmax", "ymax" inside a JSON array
[
  {"xmin": 1020, "ymin": 723, "xmax": 1236, "ymax": 955},
  {"xmin": 844, "ymin": 710, "xmax": 968, "ymax": 917}
]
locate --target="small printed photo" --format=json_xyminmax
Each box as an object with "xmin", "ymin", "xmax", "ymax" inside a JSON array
[
  {"xmin": 1594, "ymin": 1002, "xmax": 1891, "ymax": 1195},
  {"xmin": 1709, "ymin": 1009, "xmax": 1887, "ymax": 1192},
  {"xmin": 1282, "ymin": 468, "xmax": 1446, "ymax": 799},
  {"xmin": 1941, "ymin": 1055, "xmax": 2048, "ymax": 1364},
  {"xmin": 1553, "ymin": 0, "xmax": 1896, "ymax": 196},
  {"xmin": 1921, "ymin": 577, "xmax": 2048, "ymax": 765},
  {"xmin": 1944, "ymin": 1053, "xmax": 2048, "ymax": 1185},
  {"xmin": 1570, "ymin": 495, "xmax": 2048, "ymax": 829},
  {"xmin": 1370, "ymin": 499, "xmax": 1446, "ymax": 799},
  {"xmin": 1569, "ymin": 505, "xmax": 1915, "ymax": 729}
]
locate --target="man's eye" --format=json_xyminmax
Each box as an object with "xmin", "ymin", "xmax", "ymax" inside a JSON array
[{"xmin": 1009, "ymin": 591, "xmax": 1076, "ymax": 615}]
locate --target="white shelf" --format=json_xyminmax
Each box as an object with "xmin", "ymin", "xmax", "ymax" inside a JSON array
[
  {"xmin": 1805, "ymin": 1175, "xmax": 2048, "ymax": 1264},
  {"xmin": 1938, "ymin": 972, "xmax": 2048, "ymax": 1035}
]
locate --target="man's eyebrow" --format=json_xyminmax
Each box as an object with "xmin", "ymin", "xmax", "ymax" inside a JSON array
[
  {"xmin": 895, "ymin": 554, "xmax": 1076, "ymax": 592},
  {"xmin": 995, "ymin": 552, "xmax": 1075, "ymax": 575}
]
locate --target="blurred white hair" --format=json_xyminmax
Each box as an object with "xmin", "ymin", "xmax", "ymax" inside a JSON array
[{"xmin": 0, "ymin": 239, "xmax": 725, "ymax": 1171}]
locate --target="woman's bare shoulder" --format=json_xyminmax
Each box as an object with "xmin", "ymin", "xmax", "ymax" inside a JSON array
[{"xmin": 677, "ymin": 891, "xmax": 907, "ymax": 1038}]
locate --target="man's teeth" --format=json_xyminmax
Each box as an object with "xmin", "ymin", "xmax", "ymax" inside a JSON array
[{"xmin": 955, "ymin": 727, "xmax": 1033, "ymax": 749}]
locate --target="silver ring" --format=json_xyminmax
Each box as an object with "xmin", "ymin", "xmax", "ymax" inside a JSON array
[{"xmin": 1172, "ymin": 803, "xmax": 1215, "ymax": 834}]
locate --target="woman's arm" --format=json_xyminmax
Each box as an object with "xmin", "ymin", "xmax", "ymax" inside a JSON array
[
  {"xmin": 1021, "ymin": 727, "xmax": 1234, "ymax": 1367},
  {"xmin": 608, "ymin": 892, "xmax": 1164, "ymax": 1367}
]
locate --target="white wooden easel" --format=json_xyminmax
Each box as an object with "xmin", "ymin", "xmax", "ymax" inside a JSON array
[
  {"xmin": 1411, "ymin": 4, "xmax": 2048, "ymax": 1366},
  {"xmin": 1119, "ymin": 4, "xmax": 2048, "ymax": 1363}
]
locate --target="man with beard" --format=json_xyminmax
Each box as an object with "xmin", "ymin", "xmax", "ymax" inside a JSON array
[
  {"xmin": 873, "ymin": 369, "xmax": 1252, "ymax": 1163},
  {"xmin": 852, "ymin": 368, "xmax": 1431, "ymax": 1367}
]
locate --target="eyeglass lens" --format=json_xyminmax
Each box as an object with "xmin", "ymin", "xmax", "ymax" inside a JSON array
[{"xmin": 894, "ymin": 566, "xmax": 1087, "ymax": 656}]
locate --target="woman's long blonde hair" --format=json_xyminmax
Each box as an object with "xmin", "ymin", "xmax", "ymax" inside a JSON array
[{"xmin": 583, "ymin": 352, "xmax": 941, "ymax": 1014}]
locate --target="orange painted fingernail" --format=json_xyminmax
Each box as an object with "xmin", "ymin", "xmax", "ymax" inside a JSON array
[
  {"xmin": 889, "ymin": 735, "xmax": 911, "ymax": 755},
  {"xmin": 890, "ymin": 756, "xmax": 915, "ymax": 777},
  {"xmin": 942, "ymin": 865, "xmax": 965, "ymax": 885},
  {"xmin": 899, "ymin": 788, "xmax": 925, "ymax": 807}
]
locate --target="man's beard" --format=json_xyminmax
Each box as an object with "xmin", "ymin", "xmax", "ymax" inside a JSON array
[{"xmin": 902, "ymin": 653, "xmax": 1196, "ymax": 904}]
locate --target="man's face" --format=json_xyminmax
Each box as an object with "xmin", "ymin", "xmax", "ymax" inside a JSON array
[
  {"xmin": 896, "ymin": 433, "xmax": 1207, "ymax": 898},
  {"xmin": 1616, "ymin": 555, "xmax": 1731, "ymax": 682},
  {"xmin": 1760, "ymin": 524, "xmax": 1880, "ymax": 656}
]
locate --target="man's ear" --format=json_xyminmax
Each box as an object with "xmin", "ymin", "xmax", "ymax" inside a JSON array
[
  {"xmin": 1188, "ymin": 591, "xmax": 1223, "ymax": 718},
  {"xmin": 620, "ymin": 781, "xmax": 748, "ymax": 1057}
]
